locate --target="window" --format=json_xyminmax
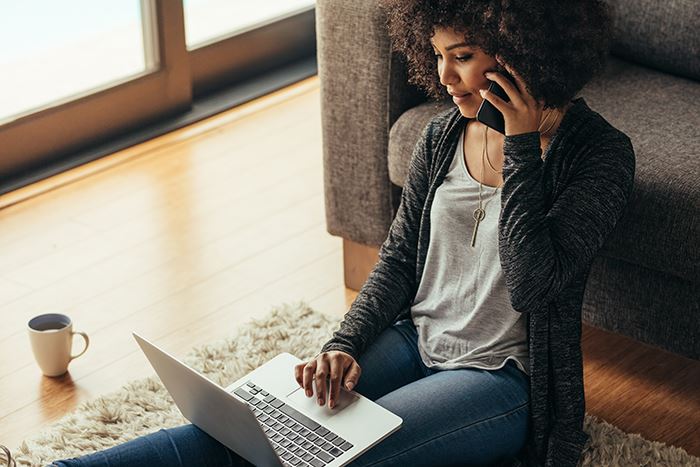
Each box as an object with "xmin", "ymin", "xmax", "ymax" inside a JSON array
[{"xmin": 0, "ymin": 0, "xmax": 316, "ymax": 191}]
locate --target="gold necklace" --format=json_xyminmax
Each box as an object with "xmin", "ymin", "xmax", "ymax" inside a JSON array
[
  {"xmin": 469, "ymin": 107, "xmax": 564, "ymax": 247},
  {"xmin": 470, "ymin": 125, "xmax": 503, "ymax": 247}
]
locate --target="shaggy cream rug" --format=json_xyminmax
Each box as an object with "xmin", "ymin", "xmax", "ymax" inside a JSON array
[{"xmin": 11, "ymin": 301, "xmax": 700, "ymax": 466}]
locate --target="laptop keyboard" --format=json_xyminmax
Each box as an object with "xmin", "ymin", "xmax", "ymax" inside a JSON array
[{"xmin": 233, "ymin": 380, "xmax": 354, "ymax": 467}]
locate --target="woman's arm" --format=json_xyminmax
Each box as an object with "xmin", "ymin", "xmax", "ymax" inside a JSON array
[
  {"xmin": 319, "ymin": 119, "xmax": 438, "ymax": 361},
  {"xmin": 498, "ymin": 131, "xmax": 636, "ymax": 314}
]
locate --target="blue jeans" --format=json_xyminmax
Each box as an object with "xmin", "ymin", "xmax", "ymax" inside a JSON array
[{"xmin": 52, "ymin": 319, "xmax": 530, "ymax": 466}]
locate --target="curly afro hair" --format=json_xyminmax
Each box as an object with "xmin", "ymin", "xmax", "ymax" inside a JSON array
[{"xmin": 379, "ymin": 0, "xmax": 615, "ymax": 110}]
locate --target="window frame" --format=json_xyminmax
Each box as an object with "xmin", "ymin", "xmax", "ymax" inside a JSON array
[
  {"xmin": 0, "ymin": 0, "xmax": 191, "ymax": 181},
  {"xmin": 189, "ymin": 4, "xmax": 315, "ymax": 97},
  {"xmin": 0, "ymin": 1, "xmax": 316, "ymax": 188}
]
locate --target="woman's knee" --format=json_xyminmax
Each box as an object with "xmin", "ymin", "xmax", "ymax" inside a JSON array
[
  {"xmin": 352, "ymin": 401, "xmax": 528, "ymax": 467},
  {"xmin": 350, "ymin": 365, "xmax": 530, "ymax": 466}
]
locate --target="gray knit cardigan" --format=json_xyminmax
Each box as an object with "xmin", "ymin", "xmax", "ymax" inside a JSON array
[{"xmin": 320, "ymin": 97, "xmax": 636, "ymax": 467}]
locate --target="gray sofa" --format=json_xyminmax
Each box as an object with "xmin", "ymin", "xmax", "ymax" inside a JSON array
[{"xmin": 316, "ymin": 0, "xmax": 699, "ymax": 360}]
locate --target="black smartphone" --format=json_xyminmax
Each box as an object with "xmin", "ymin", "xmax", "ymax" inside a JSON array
[{"xmin": 476, "ymin": 67, "xmax": 518, "ymax": 135}]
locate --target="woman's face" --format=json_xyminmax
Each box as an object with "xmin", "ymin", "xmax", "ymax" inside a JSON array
[{"xmin": 430, "ymin": 27, "xmax": 499, "ymax": 118}]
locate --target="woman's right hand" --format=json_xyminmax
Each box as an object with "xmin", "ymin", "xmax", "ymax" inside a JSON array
[{"xmin": 293, "ymin": 351, "xmax": 362, "ymax": 410}]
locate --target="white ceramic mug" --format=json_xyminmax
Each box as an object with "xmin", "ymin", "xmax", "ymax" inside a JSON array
[{"xmin": 27, "ymin": 313, "xmax": 90, "ymax": 377}]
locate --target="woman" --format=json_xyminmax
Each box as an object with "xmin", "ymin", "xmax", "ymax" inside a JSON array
[{"xmin": 53, "ymin": 0, "xmax": 634, "ymax": 466}]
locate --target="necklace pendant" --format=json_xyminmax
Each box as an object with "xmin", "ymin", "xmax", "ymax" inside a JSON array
[{"xmin": 471, "ymin": 208, "xmax": 485, "ymax": 247}]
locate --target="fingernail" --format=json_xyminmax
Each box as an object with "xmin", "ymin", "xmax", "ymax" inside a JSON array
[
  {"xmin": 306, "ymin": 390, "xmax": 312, "ymax": 397},
  {"xmin": 318, "ymin": 398, "xmax": 324, "ymax": 405},
  {"xmin": 330, "ymin": 399, "xmax": 335, "ymax": 408},
  {"xmin": 485, "ymin": 72, "xmax": 493, "ymax": 77},
  {"xmin": 479, "ymin": 89, "xmax": 487, "ymax": 95},
  {"xmin": 346, "ymin": 382, "xmax": 354, "ymax": 390}
]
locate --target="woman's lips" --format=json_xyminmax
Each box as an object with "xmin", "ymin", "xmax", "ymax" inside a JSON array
[{"xmin": 452, "ymin": 93, "xmax": 471, "ymax": 104}]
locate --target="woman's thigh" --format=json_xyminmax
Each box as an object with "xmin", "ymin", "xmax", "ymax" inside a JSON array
[
  {"xmin": 347, "ymin": 359, "xmax": 530, "ymax": 467},
  {"xmin": 352, "ymin": 319, "xmax": 434, "ymax": 401}
]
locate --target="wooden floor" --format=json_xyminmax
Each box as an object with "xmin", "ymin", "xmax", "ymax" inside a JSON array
[{"xmin": 1, "ymin": 76, "xmax": 698, "ymax": 459}]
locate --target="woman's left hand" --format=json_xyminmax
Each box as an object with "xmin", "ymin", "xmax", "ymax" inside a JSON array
[{"xmin": 479, "ymin": 56, "xmax": 546, "ymax": 137}]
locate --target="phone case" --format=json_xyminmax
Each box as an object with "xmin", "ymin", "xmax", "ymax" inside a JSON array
[{"xmin": 475, "ymin": 69, "xmax": 518, "ymax": 135}]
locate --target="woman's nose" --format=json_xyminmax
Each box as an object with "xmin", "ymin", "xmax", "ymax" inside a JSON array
[{"xmin": 438, "ymin": 63, "xmax": 458, "ymax": 86}]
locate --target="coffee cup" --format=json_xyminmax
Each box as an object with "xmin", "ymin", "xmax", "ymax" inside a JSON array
[{"xmin": 27, "ymin": 313, "xmax": 90, "ymax": 377}]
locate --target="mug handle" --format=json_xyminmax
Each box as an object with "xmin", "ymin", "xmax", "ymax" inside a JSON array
[{"xmin": 70, "ymin": 331, "xmax": 90, "ymax": 360}]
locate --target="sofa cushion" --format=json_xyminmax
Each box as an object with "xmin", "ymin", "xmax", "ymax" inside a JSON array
[
  {"xmin": 579, "ymin": 56, "xmax": 699, "ymax": 284},
  {"xmin": 387, "ymin": 100, "xmax": 453, "ymax": 187},
  {"xmin": 388, "ymin": 56, "xmax": 699, "ymax": 284},
  {"xmin": 604, "ymin": 0, "xmax": 700, "ymax": 81}
]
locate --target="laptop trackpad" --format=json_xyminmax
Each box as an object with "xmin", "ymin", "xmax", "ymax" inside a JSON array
[{"xmin": 286, "ymin": 385, "xmax": 359, "ymax": 419}]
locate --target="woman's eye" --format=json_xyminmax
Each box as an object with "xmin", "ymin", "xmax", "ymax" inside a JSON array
[{"xmin": 434, "ymin": 54, "xmax": 472, "ymax": 62}]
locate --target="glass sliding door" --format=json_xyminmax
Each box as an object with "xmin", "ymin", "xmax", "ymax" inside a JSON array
[
  {"xmin": 0, "ymin": 0, "xmax": 190, "ymax": 183},
  {"xmin": 0, "ymin": 0, "xmax": 157, "ymax": 125},
  {"xmin": 0, "ymin": 0, "xmax": 316, "ymax": 192},
  {"xmin": 183, "ymin": 0, "xmax": 315, "ymax": 50},
  {"xmin": 183, "ymin": 0, "xmax": 316, "ymax": 96}
]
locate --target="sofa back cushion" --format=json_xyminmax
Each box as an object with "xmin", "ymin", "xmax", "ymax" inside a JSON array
[{"xmin": 605, "ymin": 0, "xmax": 699, "ymax": 81}]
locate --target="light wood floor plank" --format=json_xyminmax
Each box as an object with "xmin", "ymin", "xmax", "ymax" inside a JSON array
[
  {"xmin": 3, "ymin": 132, "xmax": 320, "ymax": 289},
  {"xmin": 1, "ymin": 241, "xmax": 345, "ymax": 448},
  {"xmin": 0, "ymin": 191, "xmax": 325, "ymax": 378},
  {"xmin": 0, "ymin": 132, "xmax": 321, "ymax": 334}
]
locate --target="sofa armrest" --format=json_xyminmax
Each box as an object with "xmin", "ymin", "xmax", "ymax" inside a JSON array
[{"xmin": 316, "ymin": 0, "xmax": 427, "ymax": 247}]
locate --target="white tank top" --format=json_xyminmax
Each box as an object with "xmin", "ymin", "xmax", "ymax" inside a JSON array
[{"xmin": 410, "ymin": 126, "xmax": 529, "ymax": 375}]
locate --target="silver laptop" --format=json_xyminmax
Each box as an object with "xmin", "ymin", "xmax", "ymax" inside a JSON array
[{"xmin": 133, "ymin": 333, "xmax": 402, "ymax": 467}]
